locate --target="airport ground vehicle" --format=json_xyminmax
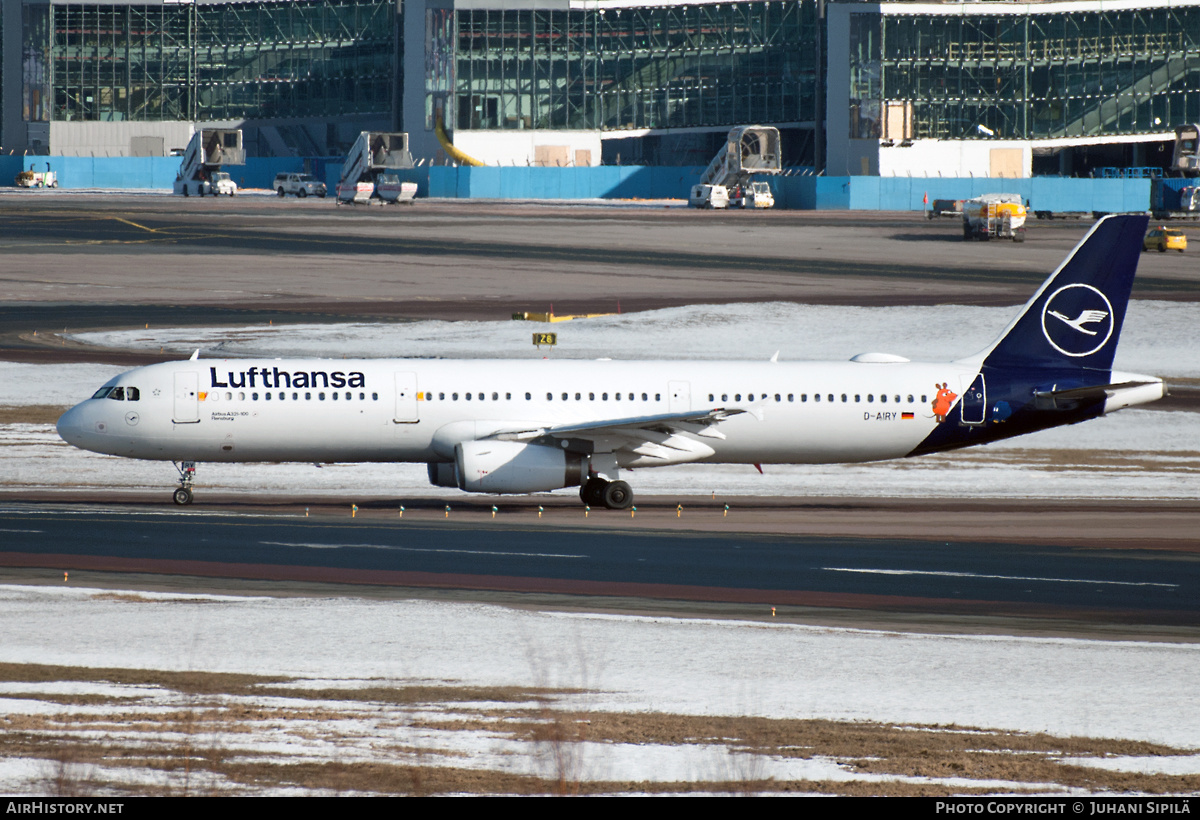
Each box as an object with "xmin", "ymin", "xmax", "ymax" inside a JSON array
[
  {"xmin": 962, "ymin": 193, "xmax": 1027, "ymax": 241},
  {"xmin": 173, "ymin": 130, "xmax": 243, "ymax": 197},
  {"xmin": 1143, "ymin": 226, "xmax": 1187, "ymax": 252},
  {"xmin": 731, "ymin": 180, "xmax": 775, "ymax": 209},
  {"xmin": 275, "ymin": 173, "xmax": 327, "ymax": 198},
  {"xmin": 688, "ymin": 184, "xmax": 730, "ymax": 209},
  {"xmin": 689, "ymin": 125, "xmax": 781, "ymax": 210},
  {"xmin": 927, "ymin": 199, "xmax": 963, "ymax": 219},
  {"xmin": 15, "ymin": 164, "xmax": 57, "ymax": 188},
  {"xmin": 375, "ymin": 174, "xmax": 418, "ymax": 204},
  {"xmin": 336, "ymin": 132, "xmax": 415, "ymax": 205},
  {"xmin": 57, "ymin": 216, "xmax": 1162, "ymax": 510}
]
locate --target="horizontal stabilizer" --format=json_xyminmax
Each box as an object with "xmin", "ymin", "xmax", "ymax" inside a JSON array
[{"xmin": 1033, "ymin": 380, "xmax": 1160, "ymax": 402}]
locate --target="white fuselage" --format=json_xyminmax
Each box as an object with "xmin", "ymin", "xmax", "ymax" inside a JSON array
[{"xmin": 58, "ymin": 357, "xmax": 991, "ymax": 467}]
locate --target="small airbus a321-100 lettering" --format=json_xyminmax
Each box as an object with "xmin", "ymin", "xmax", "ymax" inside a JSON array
[{"xmin": 58, "ymin": 214, "xmax": 1165, "ymax": 509}]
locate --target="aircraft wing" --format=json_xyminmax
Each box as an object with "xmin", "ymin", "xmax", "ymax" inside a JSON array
[
  {"xmin": 499, "ymin": 407, "xmax": 746, "ymax": 441},
  {"xmin": 491, "ymin": 408, "xmax": 748, "ymax": 464}
]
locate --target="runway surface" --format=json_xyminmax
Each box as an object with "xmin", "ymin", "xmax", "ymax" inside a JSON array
[{"xmin": 2, "ymin": 502, "xmax": 1197, "ymax": 630}]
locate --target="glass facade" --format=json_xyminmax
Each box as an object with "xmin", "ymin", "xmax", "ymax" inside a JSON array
[
  {"xmin": 851, "ymin": 5, "xmax": 1200, "ymax": 141},
  {"xmin": 24, "ymin": 0, "xmax": 394, "ymax": 123},
  {"xmin": 445, "ymin": 0, "xmax": 818, "ymax": 132}
]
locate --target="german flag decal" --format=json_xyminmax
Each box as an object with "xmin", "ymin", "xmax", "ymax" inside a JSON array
[{"xmin": 901, "ymin": 412, "xmax": 914, "ymax": 420}]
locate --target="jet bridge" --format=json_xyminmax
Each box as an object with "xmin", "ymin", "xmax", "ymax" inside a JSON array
[
  {"xmin": 173, "ymin": 130, "xmax": 244, "ymax": 197},
  {"xmin": 337, "ymin": 132, "xmax": 417, "ymax": 205},
  {"xmin": 689, "ymin": 126, "xmax": 781, "ymax": 209}
]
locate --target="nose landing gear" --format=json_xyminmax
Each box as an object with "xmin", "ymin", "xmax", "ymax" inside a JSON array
[{"xmin": 172, "ymin": 461, "xmax": 196, "ymax": 505}]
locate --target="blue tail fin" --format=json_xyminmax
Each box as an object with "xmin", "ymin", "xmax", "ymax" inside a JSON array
[{"xmin": 973, "ymin": 214, "xmax": 1148, "ymax": 372}]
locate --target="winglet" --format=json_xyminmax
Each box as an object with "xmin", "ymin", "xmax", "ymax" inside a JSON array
[
  {"xmin": 770, "ymin": 350, "xmax": 779, "ymax": 363},
  {"xmin": 189, "ymin": 349, "xmax": 200, "ymax": 361}
]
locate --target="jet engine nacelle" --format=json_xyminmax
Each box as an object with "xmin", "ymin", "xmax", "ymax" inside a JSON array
[{"xmin": 454, "ymin": 440, "xmax": 582, "ymax": 494}]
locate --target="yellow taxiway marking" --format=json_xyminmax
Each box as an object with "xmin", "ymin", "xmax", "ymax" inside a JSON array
[{"xmin": 110, "ymin": 216, "xmax": 161, "ymax": 233}]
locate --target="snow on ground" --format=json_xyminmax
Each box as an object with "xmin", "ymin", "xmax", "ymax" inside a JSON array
[{"xmin": 0, "ymin": 584, "xmax": 1198, "ymax": 754}]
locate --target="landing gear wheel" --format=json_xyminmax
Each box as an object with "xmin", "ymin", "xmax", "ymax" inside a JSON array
[
  {"xmin": 602, "ymin": 480, "xmax": 633, "ymax": 510},
  {"xmin": 172, "ymin": 487, "xmax": 193, "ymax": 506},
  {"xmin": 581, "ymin": 476, "xmax": 607, "ymax": 506}
]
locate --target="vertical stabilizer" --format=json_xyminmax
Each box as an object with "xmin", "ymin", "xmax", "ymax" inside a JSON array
[{"xmin": 966, "ymin": 214, "xmax": 1149, "ymax": 372}]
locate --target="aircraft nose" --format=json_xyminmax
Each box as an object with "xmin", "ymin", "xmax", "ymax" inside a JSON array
[{"xmin": 56, "ymin": 404, "xmax": 88, "ymax": 447}]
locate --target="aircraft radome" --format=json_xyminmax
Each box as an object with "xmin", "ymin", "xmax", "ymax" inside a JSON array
[{"xmin": 58, "ymin": 214, "xmax": 1164, "ymax": 509}]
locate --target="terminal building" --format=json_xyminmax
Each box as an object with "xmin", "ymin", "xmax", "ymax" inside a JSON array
[{"xmin": 1, "ymin": 0, "xmax": 1198, "ymax": 178}]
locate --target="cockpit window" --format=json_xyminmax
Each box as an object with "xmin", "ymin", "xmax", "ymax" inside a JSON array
[
  {"xmin": 126, "ymin": 387, "xmax": 140, "ymax": 401},
  {"xmin": 107, "ymin": 387, "xmax": 125, "ymax": 401},
  {"xmin": 91, "ymin": 386, "xmax": 114, "ymax": 399}
]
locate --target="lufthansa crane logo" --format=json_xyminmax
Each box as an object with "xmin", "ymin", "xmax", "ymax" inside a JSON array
[{"xmin": 1041, "ymin": 284, "xmax": 1114, "ymax": 357}]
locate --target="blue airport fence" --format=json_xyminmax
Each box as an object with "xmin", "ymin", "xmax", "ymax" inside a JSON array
[{"xmin": 0, "ymin": 155, "xmax": 1155, "ymax": 213}]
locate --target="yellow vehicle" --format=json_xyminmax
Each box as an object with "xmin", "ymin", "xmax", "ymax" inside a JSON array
[{"xmin": 1143, "ymin": 226, "xmax": 1187, "ymax": 253}]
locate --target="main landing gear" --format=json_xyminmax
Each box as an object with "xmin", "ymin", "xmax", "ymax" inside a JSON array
[
  {"xmin": 172, "ymin": 461, "xmax": 196, "ymax": 505},
  {"xmin": 580, "ymin": 476, "xmax": 634, "ymax": 510}
]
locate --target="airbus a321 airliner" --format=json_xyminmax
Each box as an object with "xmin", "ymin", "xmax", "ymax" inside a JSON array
[{"xmin": 58, "ymin": 214, "xmax": 1165, "ymax": 509}]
